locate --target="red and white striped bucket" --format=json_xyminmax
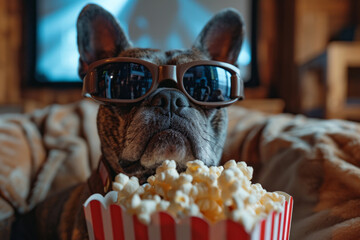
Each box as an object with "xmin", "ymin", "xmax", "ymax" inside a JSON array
[{"xmin": 83, "ymin": 191, "xmax": 293, "ymax": 240}]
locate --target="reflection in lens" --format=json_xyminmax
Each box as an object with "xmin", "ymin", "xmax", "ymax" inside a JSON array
[
  {"xmin": 183, "ymin": 65, "xmax": 232, "ymax": 102},
  {"xmin": 93, "ymin": 62, "xmax": 152, "ymax": 100}
]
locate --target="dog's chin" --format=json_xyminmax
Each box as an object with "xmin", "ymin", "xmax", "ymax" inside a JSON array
[
  {"xmin": 119, "ymin": 129, "xmax": 195, "ymax": 183},
  {"xmin": 140, "ymin": 129, "xmax": 195, "ymax": 167}
]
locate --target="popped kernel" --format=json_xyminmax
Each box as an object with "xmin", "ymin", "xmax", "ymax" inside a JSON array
[{"xmin": 112, "ymin": 159, "xmax": 285, "ymax": 232}]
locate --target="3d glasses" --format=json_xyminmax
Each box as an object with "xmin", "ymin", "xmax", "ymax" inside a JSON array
[{"xmin": 82, "ymin": 57, "xmax": 244, "ymax": 108}]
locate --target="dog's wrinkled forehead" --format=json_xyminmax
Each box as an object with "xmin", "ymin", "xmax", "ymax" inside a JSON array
[{"xmin": 118, "ymin": 48, "xmax": 208, "ymax": 65}]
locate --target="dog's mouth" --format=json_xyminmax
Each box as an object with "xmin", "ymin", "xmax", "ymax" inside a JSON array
[
  {"xmin": 118, "ymin": 128, "xmax": 194, "ymax": 182},
  {"xmin": 139, "ymin": 129, "xmax": 195, "ymax": 166}
]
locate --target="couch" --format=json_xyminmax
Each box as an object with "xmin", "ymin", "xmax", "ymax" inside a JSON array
[{"xmin": 0, "ymin": 100, "xmax": 359, "ymax": 239}]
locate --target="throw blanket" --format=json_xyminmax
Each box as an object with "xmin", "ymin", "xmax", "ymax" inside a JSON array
[
  {"xmin": 223, "ymin": 107, "xmax": 360, "ymax": 240},
  {"xmin": 0, "ymin": 100, "xmax": 100, "ymax": 238},
  {"xmin": 0, "ymin": 101, "xmax": 359, "ymax": 239}
]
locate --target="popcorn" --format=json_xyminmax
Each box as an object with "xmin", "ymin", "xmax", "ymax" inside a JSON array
[{"xmin": 112, "ymin": 159, "xmax": 285, "ymax": 232}]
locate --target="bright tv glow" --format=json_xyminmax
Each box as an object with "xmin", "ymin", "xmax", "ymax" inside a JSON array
[{"xmin": 35, "ymin": 0, "xmax": 253, "ymax": 83}]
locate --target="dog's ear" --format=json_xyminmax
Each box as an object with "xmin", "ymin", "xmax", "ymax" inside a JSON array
[
  {"xmin": 76, "ymin": 4, "xmax": 131, "ymax": 79},
  {"xmin": 193, "ymin": 8, "xmax": 244, "ymax": 64}
]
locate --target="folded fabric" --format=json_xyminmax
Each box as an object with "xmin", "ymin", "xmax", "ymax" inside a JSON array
[
  {"xmin": 0, "ymin": 100, "xmax": 100, "ymax": 221},
  {"xmin": 224, "ymin": 106, "xmax": 360, "ymax": 240}
]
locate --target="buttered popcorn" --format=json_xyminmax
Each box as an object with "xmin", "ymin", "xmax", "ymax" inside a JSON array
[{"xmin": 112, "ymin": 160, "xmax": 285, "ymax": 232}]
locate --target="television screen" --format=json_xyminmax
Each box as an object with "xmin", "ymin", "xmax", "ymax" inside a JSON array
[{"xmin": 27, "ymin": 0, "xmax": 257, "ymax": 86}]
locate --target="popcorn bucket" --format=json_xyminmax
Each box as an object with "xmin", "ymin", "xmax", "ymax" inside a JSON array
[{"xmin": 83, "ymin": 191, "xmax": 293, "ymax": 240}]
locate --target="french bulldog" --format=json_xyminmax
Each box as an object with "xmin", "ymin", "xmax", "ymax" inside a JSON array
[{"xmin": 11, "ymin": 4, "xmax": 244, "ymax": 239}]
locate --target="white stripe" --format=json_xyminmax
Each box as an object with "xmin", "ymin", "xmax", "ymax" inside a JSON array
[
  {"xmin": 210, "ymin": 220, "xmax": 226, "ymax": 240},
  {"xmin": 122, "ymin": 210, "xmax": 135, "ymax": 240},
  {"xmin": 101, "ymin": 206, "xmax": 114, "ymax": 240},
  {"xmin": 84, "ymin": 206, "xmax": 95, "ymax": 240},
  {"xmin": 278, "ymin": 208, "xmax": 284, "ymax": 240},
  {"xmin": 176, "ymin": 218, "xmax": 191, "ymax": 240},
  {"xmin": 273, "ymin": 213, "xmax": 279, "ymax": 240},
  {"xmin": 251, "ymin": 222, "xmax": 260, "ymax": 240},
  {"xmin": 148, "ymin": 213, "xmax": 161, "ymax": 240},
  {"xmin": 265, "ymin": 214, "xmax": 272, "ymax": 240}
]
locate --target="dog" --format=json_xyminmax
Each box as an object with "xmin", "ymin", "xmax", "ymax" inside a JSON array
[{"xmin": 11, "ymin": 4, "xmax": 244, "ymax": 239}]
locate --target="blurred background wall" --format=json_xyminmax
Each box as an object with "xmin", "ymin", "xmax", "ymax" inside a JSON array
[{"xmin": 0, "ymin": 0, "xmax": 359, "ymax": 119}]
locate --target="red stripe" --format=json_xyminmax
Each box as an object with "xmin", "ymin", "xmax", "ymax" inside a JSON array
[
  {"xmin": 285, "ymin": 198, "xmax": 293, "ymax": 240},
  {"xmin": 277, "ymin": 212, "xmax": 282, "ymax": 240},
  {"xmin": 90, "ymin": 200, "xmax": 105, "ymax": 240},
  {"xmin": 191, "ymin": 217, "xmax": 209, "ymax": 240},
  {"xmin": 110, "ymin": 205, "xmax": 125, "ymax": 240},
  {"xmin": 282, "ymin": 201, "xmax": 288, "ymax": 240},
  {"xmin": 270, "ymin": 212, "xmax": 275, "ymax": 240},
  {"xmin": 133, "ymin": 215, "xmax": 149, "ymax": 240},
  {"xmin": 226, "ymin": 220, "xmax": 249, "ymax": 240},
  {"xmin": 159, "ymin": 212, "xmax": 176, "ymax": 239},
  {"xmin": 260, "ymin": 219, "xmax": 266, "ymax": 240}
]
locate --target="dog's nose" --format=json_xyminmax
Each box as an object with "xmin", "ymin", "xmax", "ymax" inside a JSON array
[{"xmin": 150, "ymin": 89, "xmax": 190, "ymax": 112}]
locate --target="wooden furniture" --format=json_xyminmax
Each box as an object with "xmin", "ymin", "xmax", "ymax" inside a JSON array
[{"xmin": 299, "ymin": 42, "xmax": 360, "ymax": 120}]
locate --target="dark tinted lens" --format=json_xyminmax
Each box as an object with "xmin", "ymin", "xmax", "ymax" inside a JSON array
[
  {"xmin": 93, "ymin": 62, "xmax": 152, "ymax": 100},
  {"xmin": 183, "ymin": 65, "xmax": 232, "ymax": 102}
]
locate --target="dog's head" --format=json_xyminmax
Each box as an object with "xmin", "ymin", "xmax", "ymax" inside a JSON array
[{"xmin": 76, "ymin": 4, "xmax": 244, "ymax": 182}]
